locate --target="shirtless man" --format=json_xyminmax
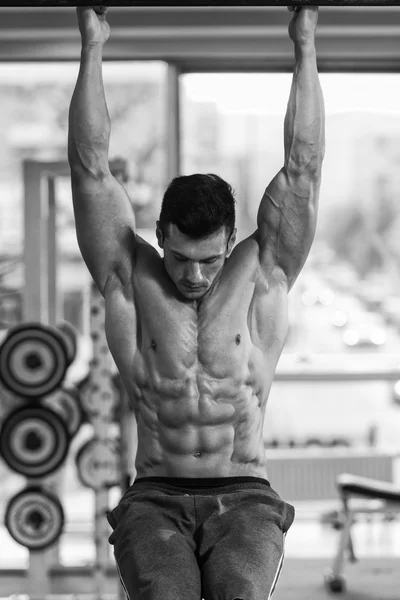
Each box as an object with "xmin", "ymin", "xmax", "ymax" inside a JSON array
[{"xmin": 69, "ymin": 6, "xmax": 324, "ymax": 600}]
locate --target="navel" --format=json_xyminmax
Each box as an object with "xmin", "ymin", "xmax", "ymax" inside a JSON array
[
  {"xmin": 193, "ymin": 452, "xmax": 202, "ymax": 458},
  {"xmin": 150, "ymin": 339, "xmax": 157, "ymax": 351},
  {"xmin": 235, "ymin": 334, "xmax": 241, "ymax": 345}
]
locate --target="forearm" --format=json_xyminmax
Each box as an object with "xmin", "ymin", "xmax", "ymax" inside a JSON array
[
  {"xmin": 68, "ymin": 44, "xmax": 111, "ymax": 178},
  {"xmin": 284, "ymin": 43, "xmax": 325, "ymax": 177}
]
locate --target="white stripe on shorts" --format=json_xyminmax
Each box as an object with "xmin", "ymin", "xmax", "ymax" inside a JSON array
[
  {"xmin": 115, "ymin": 557, "xmax": 131, "ymax": 600},
  {"xmin": 267, "ymin": 532, "xmax": 286, "ymax": 599}
]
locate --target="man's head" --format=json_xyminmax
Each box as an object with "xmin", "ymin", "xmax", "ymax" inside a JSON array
[{"xmin": 156, "ymin": 173, "xmax": 237, "ymax": 300}]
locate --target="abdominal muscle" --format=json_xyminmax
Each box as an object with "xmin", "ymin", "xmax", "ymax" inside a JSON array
[{"xmin": 131, "ymin": 353, "xmax": 272, "ymax": 480}]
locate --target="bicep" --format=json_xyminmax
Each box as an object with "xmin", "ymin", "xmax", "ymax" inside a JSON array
[
  {"xmin": 256, "ymin": 167, "xmax": 320, "ymax": 289},
  {"xmin": 71, "ymin": 171, "xmax": 136, "ymax": 295}
]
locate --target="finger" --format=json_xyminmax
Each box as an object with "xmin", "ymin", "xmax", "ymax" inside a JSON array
[
  {"xmin": 94, "ymin": 6, "xmax": 109, "ymax": 15},
  {"xmin": 302, "ymin": 6, "xmax": 319, "ymax": 20}
]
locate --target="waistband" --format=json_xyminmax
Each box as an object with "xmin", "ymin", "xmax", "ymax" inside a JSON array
[{"xmin": 134, "ymin": 476, "xmax": 270, "ymax": 489}]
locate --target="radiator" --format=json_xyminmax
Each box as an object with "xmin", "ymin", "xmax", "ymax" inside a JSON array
[{"xmin": 266, "ymin": 450, "xmax": 394, "ymax": 501}]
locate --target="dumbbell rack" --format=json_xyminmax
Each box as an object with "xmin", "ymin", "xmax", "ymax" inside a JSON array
[{"xmin": 1, "ymin": 159, "xmax": 131, "ymax": 599}]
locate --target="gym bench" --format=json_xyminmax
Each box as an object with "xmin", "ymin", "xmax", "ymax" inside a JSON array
[{"xmin": 324, "ymin": 472, "xmax": 400, "ymax": 593}]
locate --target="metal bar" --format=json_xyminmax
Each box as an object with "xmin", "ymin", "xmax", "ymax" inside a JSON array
[
  {"xmin": 274, "ymin": 370, "xmax": 400, "ymax": 381},
  {"xmin": 12, "ymin": 1, "xmax": 400, "ymax": 6},
  {"xmin": 23, "ymin": 160, "xmax": 47, "ymax": 322},
  {"xmin": 46, "ymin": 175, "xmax": 64, "ymax": 570},
  {"xmin": 46, "ymin": 176, "xmax": 58, "ymax": 327},
  {"xmin": 166, "ymin": 63, "xmax": 181, "ymax": 181}
]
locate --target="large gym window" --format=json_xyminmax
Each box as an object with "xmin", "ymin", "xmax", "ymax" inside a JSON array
[
  {"xmin": 0, "ymin": 61, "xmax": 167, "ymax": 333},
  {"xmin": 181, "ymin": 72, "xmax": 400, "ymax": 357},
  {"xmin": 181, "ymin": 72, "xmax": 400, "ymax": 449}
]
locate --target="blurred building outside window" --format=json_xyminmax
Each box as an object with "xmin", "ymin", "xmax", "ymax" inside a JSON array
[
  {"xmin": 0, "ymin": 61, "xmax": 166, "ymax": 334},
  {"xmin": 181, "ymin": 73, "xmax": 400, "ymax": 451}
]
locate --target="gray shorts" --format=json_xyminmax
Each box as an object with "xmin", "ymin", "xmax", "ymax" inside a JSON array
[{"xmin": 107, "ymin": 476, "xmax": 295, "ymax": 600}]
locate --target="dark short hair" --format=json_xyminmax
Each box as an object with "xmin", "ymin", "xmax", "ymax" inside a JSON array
[{"xmin": 159, "ymin": 173, "xmax": 236, "ymax": 239}]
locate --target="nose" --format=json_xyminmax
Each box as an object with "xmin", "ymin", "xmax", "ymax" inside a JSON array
[{"xmin": 185, "ymin": 262, "xmax": 203, "ymax": 285}]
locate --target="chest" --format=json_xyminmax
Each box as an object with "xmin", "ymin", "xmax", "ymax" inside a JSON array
[{"xmin": 139, "ymin": 281, "xmax": 253, "ymax": 367}]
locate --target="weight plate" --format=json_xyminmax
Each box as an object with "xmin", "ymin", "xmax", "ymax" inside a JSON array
[
  {"xmin": 5, "ymin": 486, "xmax": 64, "ymax": 550},
  {"xmin": 56, "ymin": 320, "xmax": 78, "ymax": 366},
  {"xmin": 0, "ymin": 405, "xmax": 70, "ymax": 477},
  {"xmin": 76, "ymin": 437, "xmax": 120, "ymax": 490},
  {"xmin": 80, "ymin": 374, "xmax": 119, "ymax": 421},
  {"xmin": 41, "ymin": 386, "xmax": 83, "ymax": 438},
  {"xmin": 79, "ymin": 376, "xmax": 96, "ymax": 419},
  {"xmin": 0, "ymin": 323, "xmax": 68, "ymax": 397}
]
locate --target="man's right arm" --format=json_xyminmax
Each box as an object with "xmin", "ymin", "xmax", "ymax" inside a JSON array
[{"xmin": 68, "ymin": 7, "xmax": 136, "ymax": 297}]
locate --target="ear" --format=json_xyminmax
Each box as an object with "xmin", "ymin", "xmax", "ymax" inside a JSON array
[
  {"xmin": 156, "ymin": 221, "xmax": 164, "ymax": 249},
  {"xmin": 227, "ymin": 228, "xmax": 237, "ymax": 256}
]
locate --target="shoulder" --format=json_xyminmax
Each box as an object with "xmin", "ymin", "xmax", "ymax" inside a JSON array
[
  {"xmin": 135, "ymin": 234, "xmax": 162, "ymax": 269},
  {"xmin": 223, "ymin": 231, "xmax": 288, "ymax": 292}
]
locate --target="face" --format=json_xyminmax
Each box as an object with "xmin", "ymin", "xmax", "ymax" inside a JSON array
[{"xmin": 156, "ymin": 223, "xmax": 236, "ymax": 300}]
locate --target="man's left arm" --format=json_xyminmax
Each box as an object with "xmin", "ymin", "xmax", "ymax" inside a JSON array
[{"xmin": 256, "ymin": 7, "xmax": 325, "ymax": 291}]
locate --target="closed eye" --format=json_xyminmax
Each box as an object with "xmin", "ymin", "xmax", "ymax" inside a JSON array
[
  {"xmin": 172, "ymin": 254, "xmax": 219, "ymax": 264},
  {"xmin": 173, "ymin": 255, "xmax": 188, "ymax": 262},
  {"xmin": 203, "ymin": 258, "xmax": 218, "ymax": 264}
]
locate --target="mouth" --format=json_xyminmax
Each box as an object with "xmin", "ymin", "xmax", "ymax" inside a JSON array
[{"xmin": 183, "ymin": 284, "xmax": 205, "ymax": 292}]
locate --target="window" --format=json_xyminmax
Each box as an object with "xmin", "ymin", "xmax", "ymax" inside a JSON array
[
  {"xmin": 181, "ymin": 73, "xmax": 400, "ymax": 449},
  {"xmin": 181, "ymin": 73, "xmax": 400, "ymax": 358},
  {"xmin": 0, "ymin": 61, "xmax": 167, "ymax": 329}
]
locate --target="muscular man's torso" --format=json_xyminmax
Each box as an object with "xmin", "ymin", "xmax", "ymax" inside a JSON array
[{"xmin": 105, "ymin": 234, "xmax": 289, "ymax": 479}]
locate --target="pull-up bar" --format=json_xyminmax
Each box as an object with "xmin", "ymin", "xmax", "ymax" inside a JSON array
[{"xmin": 12, "ymin": 1, "xmax": 400, "ymax": 6}]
